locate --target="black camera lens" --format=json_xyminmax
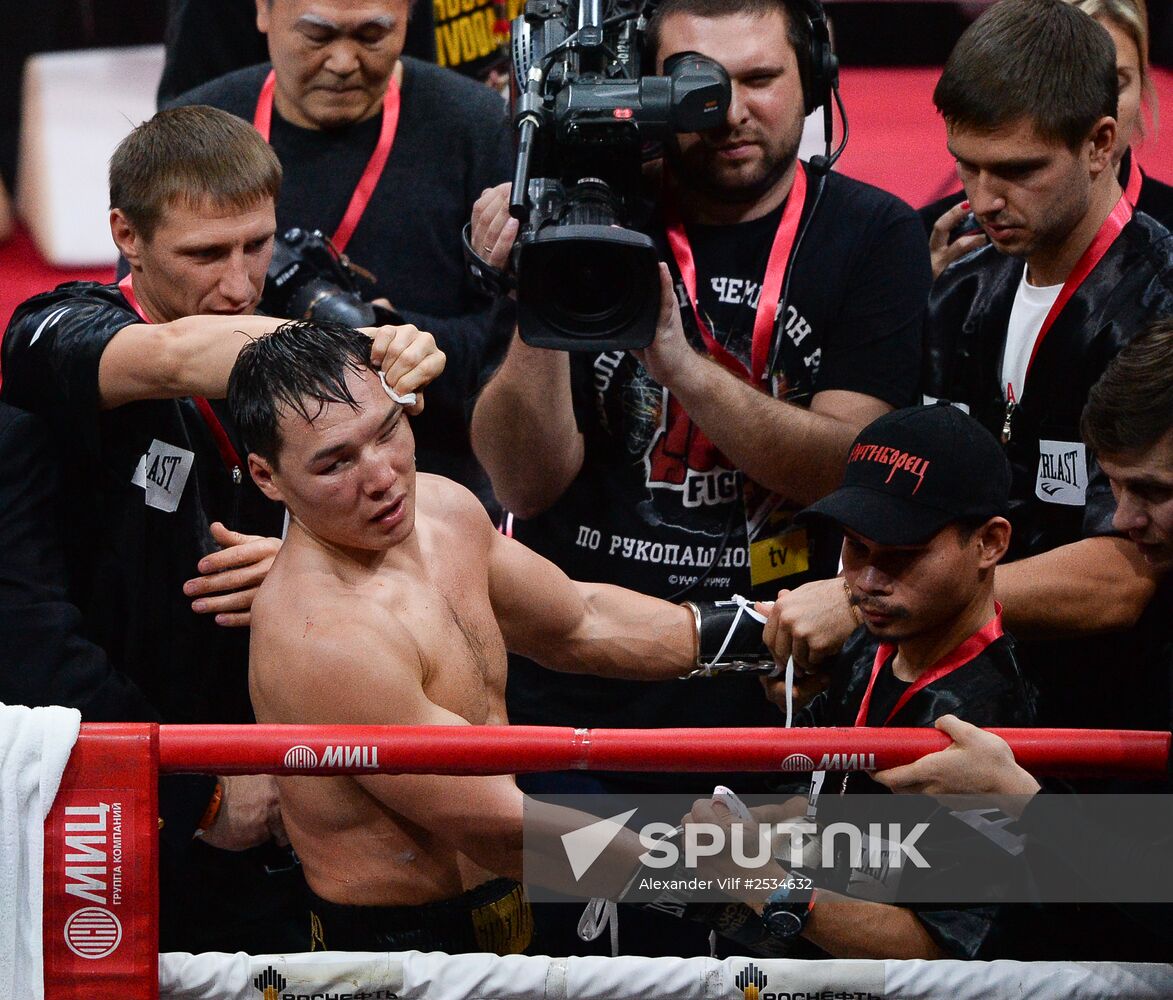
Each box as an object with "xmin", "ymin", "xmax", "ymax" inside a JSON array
[
  {"xmin": 544, "ymin": 245, "xmax": 630, "ymax": 324},
  {"xmin": 517, "ymin": 224, "xmax": 660, "ymax": 350},
  {"xmin": 261, "ymin": 227, "xmax": 377, "ymax": 326}
]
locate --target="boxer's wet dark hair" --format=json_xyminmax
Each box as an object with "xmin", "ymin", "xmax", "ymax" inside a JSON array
[{"xmin": 229, "ymin": 320, "xmax": 374, "ymax": 466}]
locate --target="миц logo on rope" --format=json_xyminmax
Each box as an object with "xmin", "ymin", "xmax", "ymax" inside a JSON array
[
  {"xmin": 283, "ymin": 744, "xmax": 381, "ymax": 768},
  {"xmin": 779, "ymin": 753, "xmax": 876, "ymax": 772}
]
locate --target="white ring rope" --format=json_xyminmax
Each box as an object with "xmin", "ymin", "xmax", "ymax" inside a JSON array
[{"xmin": 158, "ymin": 951, "xmax": 1173, "ymax": 1000}]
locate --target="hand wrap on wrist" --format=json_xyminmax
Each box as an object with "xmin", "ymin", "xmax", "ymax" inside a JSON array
[{"xmin": 683, "ymin": 595, "xmax": 778, "ymax": 678}]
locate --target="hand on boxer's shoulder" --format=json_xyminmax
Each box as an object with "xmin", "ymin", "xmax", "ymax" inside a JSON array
[{"xmin": 183, "ymin": 522, "xmax": 281, "ymax": 628}]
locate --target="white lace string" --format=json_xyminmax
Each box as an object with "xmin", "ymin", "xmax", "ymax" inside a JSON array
[
  {"xmin": 784, "ymin": 655, "xmax": 795, "ymax": 728},
  {"xmin": 704, "ymin": 595, "xmax": 768, "ymax": 671},
  {"xmin": 576, "ymin": 896, "xmax": 620, "ymax": 956}
]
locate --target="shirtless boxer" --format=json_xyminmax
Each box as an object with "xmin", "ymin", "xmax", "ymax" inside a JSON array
[{"xmin": 229, "ymin": 319, "xmax": 718, "ymax": 954}]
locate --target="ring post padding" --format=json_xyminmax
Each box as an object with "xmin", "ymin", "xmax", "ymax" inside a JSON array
[{"xmin": 43, "ymin": 723, "xmax": 159, "ymax": 1000}]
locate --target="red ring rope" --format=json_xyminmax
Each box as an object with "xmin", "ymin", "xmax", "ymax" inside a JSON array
[{"xmin": 149, "ymin": 724, "xmax": 1170, "ymax": 780}]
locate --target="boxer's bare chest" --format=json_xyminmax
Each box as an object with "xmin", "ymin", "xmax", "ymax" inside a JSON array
[{"xmin": 392, "ymin": 566, "xmax": 509, "ymax": 726}]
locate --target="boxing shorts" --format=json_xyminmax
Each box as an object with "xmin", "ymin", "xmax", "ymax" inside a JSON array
[{"xmin": 308, "ymin": 877, "xmax": 533, "ymax": 955}]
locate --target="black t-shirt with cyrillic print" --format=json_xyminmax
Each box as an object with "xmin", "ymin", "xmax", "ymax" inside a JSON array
[{"xmin": 506, "ymin": 168, "xmax": 931, "ymax": 747}]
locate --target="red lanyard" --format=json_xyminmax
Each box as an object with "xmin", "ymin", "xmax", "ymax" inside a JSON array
[
  {"xmin": 1023, "ymin": 192, "xmax": 1132, "ymax": 382},
  {"xmin": 117, "ymin": 275, "xmax": 243, "ymax": 476},
  {"xmin": 853, "ymin": 607, "xmax": 1004, "ymax": 727},
  {"xmin": 1123, "ymin": 153, "xmax": 1143, "ymax": 209},
  {"xmin": 664, "ymin": 162, "xmax": 808, "ymax": 385},
  {"xmin": 253, "ymin": 69, "xmax": 400, "ymax": 254}
]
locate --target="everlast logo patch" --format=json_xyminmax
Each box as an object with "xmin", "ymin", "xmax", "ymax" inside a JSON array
[
  {"xmin": 1035, "ymin": 440, "xmax": 1087, "ymax": 507},
  {"xmin": 131, "ymin": 439, "xmax": 195, "ymax": 513},
  {"xmin": 848, "ymin": 443, "xmax": 931, "ymax": 494},
  {"xmin": 1040, "ymin": 451, "xmax": 1080, "ymax": 485}
]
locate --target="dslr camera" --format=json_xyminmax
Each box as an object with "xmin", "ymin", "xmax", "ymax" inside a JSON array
[
  {"xmin": 483, "ymin": 0, "xmax": 731, "ymax": 351},
  {"xmin": 262, "ymin": 228, "xmax": 399, "ymax": 328}
]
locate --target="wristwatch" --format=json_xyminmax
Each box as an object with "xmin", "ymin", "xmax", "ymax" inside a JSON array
[{"xmin": 761, "ymin": 884, "xmax": 815, "ymax": 940}]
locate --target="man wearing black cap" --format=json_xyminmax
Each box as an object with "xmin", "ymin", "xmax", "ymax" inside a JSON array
[
  {"xmin": 764, "ymin": 403, "xmax": 1034, "ymax": 742},
  {"xmin": 698, "ymin": 403, "xmax": 1036, "ymax": 960}
]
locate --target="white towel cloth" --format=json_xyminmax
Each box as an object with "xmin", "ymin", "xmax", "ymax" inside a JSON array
[{"xmin": 0, "ymin": 703, "xmax": 82, "ymax": 1000}]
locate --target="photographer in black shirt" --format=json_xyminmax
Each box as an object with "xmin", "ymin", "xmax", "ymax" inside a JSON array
[{"xmin": 169, "ymin": 0, "xmax": 512, "ymax": 510}]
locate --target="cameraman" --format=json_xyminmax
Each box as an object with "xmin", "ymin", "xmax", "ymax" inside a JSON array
[
  {"xmin": 0, "ymin": 105, "xmax": 443, "ymax": 953},
  {"xmin": 168, "ymin": 0, "xmax": 514, "ymax": 512},
  {"xmin": 470, "ymin": 0, "xmax": 930, "ymax": 953}
]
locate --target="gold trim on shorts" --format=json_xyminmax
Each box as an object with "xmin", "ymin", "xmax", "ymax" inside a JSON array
[{"xmin": 471, "ymin": 882, "xmax": 533, "ymax": 955}]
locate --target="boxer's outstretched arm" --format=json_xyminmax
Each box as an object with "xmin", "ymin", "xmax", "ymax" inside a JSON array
[
  {"xmin": 486, "ymin": 525, "xmax": 696, "ymax": 679},
  {"xmin": 251, "ymin": 598, "xmax": 527, "ymax": 879}
]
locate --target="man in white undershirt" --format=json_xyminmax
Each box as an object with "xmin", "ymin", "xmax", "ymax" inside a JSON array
[
  {"xmin": 918, "ymin": 0, "xmax": 1173, "ymax": 730},
  {"xmin": 760, "ymin": 0, "xmax": 1173, "ymax": 733}
]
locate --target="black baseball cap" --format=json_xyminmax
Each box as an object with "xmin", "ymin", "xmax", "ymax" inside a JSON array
[{"xmin": 796, "ymin": 402, "xmax": 1011, "ymax": 546}]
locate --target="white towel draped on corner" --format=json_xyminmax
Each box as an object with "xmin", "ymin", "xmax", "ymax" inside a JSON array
[{"xmin": 0, "ymin": 703, "xmax": 82, "ymax": 1000}]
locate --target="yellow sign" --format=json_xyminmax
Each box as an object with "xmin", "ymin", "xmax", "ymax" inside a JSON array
[
  {"xmin": 434, "ymin": 0, "xmax": 520, "ymax": 73},
  {"xmin": 749, "ymin": 525, "xmax": 810, "ymax": 588}
]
